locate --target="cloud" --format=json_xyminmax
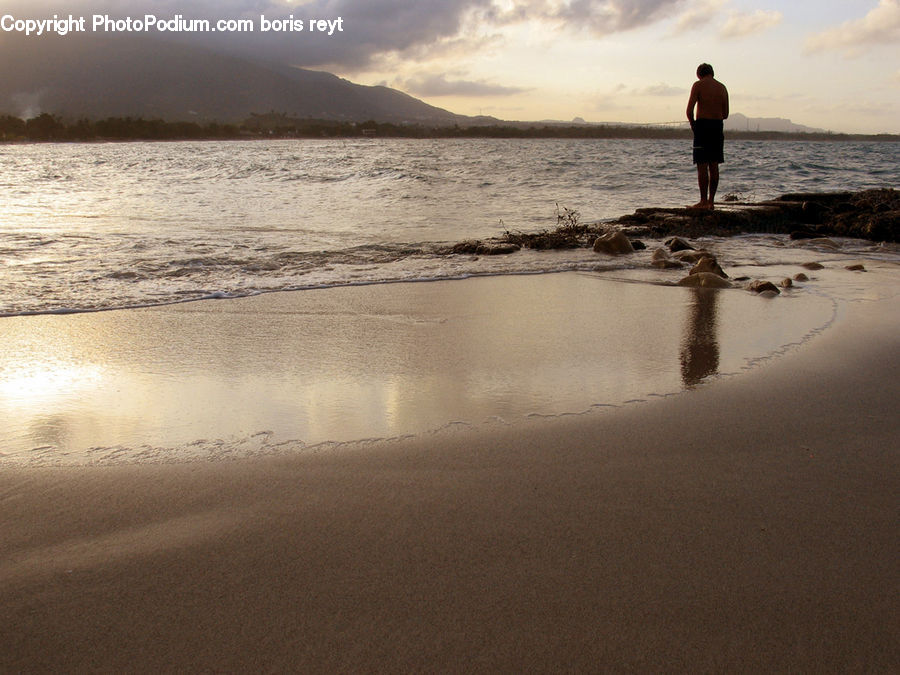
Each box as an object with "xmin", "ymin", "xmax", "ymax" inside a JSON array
[
  {"xmin": 3, "ymin": 0, "xmax": 495, "ymax": 68},
  {"xmin": 402, "ymin": 73, "xmax": 529, "ymax": 96},
  {"xmin": 805, "ymin": 0, "xmax": 900, "ymax": 54},
  {"xmin": 719, "ymin": 8, "xmax": 782, "ymax": 38},
  {"xmin": 4, "ymin": 0, "xmax": 697, "ymax": 69},
  {"xmin": 475, "ymin": 0, "xmax": 690, "ymax": 33},
  {"xmin": 587, "ymin": 82, "xmax": 634, "ymax": 113},
  {"xmin": 544, "ymin": 0, "xmax": 688, "ymax": 34},
  {"xmin": 670, "ymin": 0, "xmax": 725, "ymax": 34},
  {"xmin": 634, "ymin": 83, "xmax": 685, "ymax": 96}
]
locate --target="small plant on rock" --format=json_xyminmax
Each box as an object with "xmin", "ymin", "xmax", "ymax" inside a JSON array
[{"xmin": 556, "ymin": 203, "xmax": 589, "ymax": 235}]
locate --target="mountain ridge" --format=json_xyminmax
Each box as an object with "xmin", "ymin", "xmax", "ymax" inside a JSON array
[{"xmin": 0, "ymin": 33, "xmax": 487, "ymax": 126}]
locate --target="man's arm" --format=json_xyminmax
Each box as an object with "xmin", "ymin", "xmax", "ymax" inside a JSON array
[
  {"xmin": 722, "ymin": 84, "xmax": 729, "ymax": 120},
  {"xmin": 686, "ymin": 82, "xmax": 699, "ymax": 129}
]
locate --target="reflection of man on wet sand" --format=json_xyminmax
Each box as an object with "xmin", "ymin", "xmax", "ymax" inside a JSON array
[
  {"xmin": 680, "ymin": 287, "xmax": 719, "ymax": 388},
  {"xmin": 686, "ymin": 63, "xmax": 729, "ymax": 210}
]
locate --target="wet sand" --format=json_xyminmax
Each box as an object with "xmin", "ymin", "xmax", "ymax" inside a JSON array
[
  {"xmin": 1, "ymin": 275, "xmax": 898, "ymax": 671},
  {"xmin": 0, "ymin": 271, "xmax": 840, "ymax": 462}
]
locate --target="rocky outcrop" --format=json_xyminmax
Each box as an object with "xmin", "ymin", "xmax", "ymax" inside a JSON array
[
  {"xmin": 613, "ymin": 189, "xmax": 899, "ymax": 242},
  {"xmin": 781, "ymin": 189, "xmax": 900, "ymax": 242},
  {"xmin": 443, "ymin": 190, "xmax": 898, "ymax": 261}
]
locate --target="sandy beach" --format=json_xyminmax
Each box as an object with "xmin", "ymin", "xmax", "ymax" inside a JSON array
[{"xmin": 1, "ymin": 271, "xmax": 898, "ymax": 671}]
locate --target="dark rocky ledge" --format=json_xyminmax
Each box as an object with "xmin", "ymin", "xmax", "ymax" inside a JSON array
[{"xmin": 444, "ymin": 189, "xmax": 898, "ymax": 255}]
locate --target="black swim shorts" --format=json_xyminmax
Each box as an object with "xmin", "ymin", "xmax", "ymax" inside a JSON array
[{"xmin": 692, "ymin": 118, "xmax": 724, "ymax": 164}]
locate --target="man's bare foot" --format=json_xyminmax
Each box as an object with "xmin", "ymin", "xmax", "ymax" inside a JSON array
[{"xmin": 690, "ymin": 200, "xmax": 712, "ymax": 209}]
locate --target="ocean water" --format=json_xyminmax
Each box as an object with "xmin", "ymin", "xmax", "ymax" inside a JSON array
[{"xmin": 1, "ymin": 137, "xmax": 898, "ymax": 316}]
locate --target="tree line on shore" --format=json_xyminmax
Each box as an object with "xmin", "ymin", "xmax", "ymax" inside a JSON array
[
  {"xmin": 0, "ymin": 114, "xmax": 239, "ymax": 141},
  {"xmin": 2, "ymin": 112, "xmax": 897, "ymax": 143}
]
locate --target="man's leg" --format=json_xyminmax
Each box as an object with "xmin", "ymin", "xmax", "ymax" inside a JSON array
[
  {"xmin": 708, "ymin": 162, "xmax": 719, "ymax": 209},
  {"xmin": 694, "ymin": 163, "xmax": 710, "ymax": 208}
]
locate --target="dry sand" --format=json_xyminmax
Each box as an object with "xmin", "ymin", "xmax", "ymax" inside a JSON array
[{"xmin": 1, "ymin": 278, "xmax": 898, "ymax": 672}]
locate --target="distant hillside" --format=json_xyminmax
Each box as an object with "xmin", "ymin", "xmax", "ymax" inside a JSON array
[
  {"xmin": 725, "ymin": 113, "xmax": 826, "ymax": 134},
  {"xmin": 0, "ymin": 33, "xmax": 481, "ymax": 126},
  {"xmin": 534, "ymin": 114, "xmax": 829, "ymax": 134}
]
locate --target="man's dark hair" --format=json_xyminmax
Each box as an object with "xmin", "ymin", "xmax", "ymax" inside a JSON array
[{"xmin": 697, "ymin": 63, "xmax": 714, "ymax": 77}]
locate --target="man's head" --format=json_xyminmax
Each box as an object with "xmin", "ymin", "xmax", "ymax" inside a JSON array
[{"xmin": 697, "ymin": 63, "xmax": 714, "ymax": 78}]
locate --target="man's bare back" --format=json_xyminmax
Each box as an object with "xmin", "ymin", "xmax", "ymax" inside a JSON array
[{"xmin": 687, "ymin": 76, "xmax": 729, "ymax": 122}]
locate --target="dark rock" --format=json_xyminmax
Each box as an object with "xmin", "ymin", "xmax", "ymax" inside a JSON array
[
  {"xmin": 805, "ymin": 237, "xmax": 840, "ymax": 249},
  {"xmin": 651, "ymin": 248, "xmax": 670, "ymax": 262},
  {"xmin": 800, "ymin": 200, "xmax": 829, "ymax": 224},
  {"xmin": 673, "ymin": 249, "xmax": 713, "ymax": 263},
  {"xmin": 863, "ymin": 211, "xmax": 900, "ymax": 241},
  {"xmin": 652, "ymin": 259, "xmax": 685, "ymax": 269},
  {"xmin": 593, "ymin": 230, "xmax": 634, "ymax": 255},
  {"xmin": 650, "ymin": 248, "xmax": 685, "ymax": 269},
  {"xmin": 801, "ymin": 262, "xmax": 825, "ymax": 270},
  {"xmin": 790, "ymin": 229, "xmax": 820, "ymax": 240},
  {"xmin": 619, "ymin": 225, "xmax": 655, "ymax": 238},
  {"xmin": 845, "ymin": 264, "xmax": 866, "ymax": 271},
  {"xmin": 450, "ymin": 240, "xmax": 482, "ymax": 254},
  {"xmin": 677, "ymin": 272, "xmax": 732, "ymax": 289},
  {"xmin": 449, "ymin": 240, "xmax": 520, "ymax": 255},
  {"xmin": 631, "ymin": 240, "xmax": 646, "ymax": 250},
  {"xmin": 616, "ymin": 212, "xmax": 651, "ymax": 226},
  {"xmin": 781, "ymin": 278, "xmax": 793, "ymax": 288},
  {"xmin": 504, "ymin": 230, "xmax": 582, "ymax": 250},
  {"xmin": 666, "ymin": 236, "xmax": 695, "ymax": 252},
  {"xmin": 793, "ymin": 273, "xmax": 809, "ymax": 281},
  {"xmin": 478, "ymin": 243, "xmax": 521, "ymax": 255},
  {"xmin": 747, "ymin": 280, "xmax": 781, "ymax": 295},
  {"xmin": 776, "ymin": 192, "xmax": 854, "ymax": 203},
  {"xmin": 689, "ymin": 256, "xmax": 728, "ymax": 278}
]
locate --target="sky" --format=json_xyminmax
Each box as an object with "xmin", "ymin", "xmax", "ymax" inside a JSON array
[{"xmin": 5, "ymin": 0, "xmax": 900, "ymax": 133}]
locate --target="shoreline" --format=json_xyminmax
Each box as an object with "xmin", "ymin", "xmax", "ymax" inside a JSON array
[
  {"xmin": 1, "ymin": 274, "xmax": 898, "ymax": 670},
  {"xmin": 3, "ymin": 122, "xmax": 900, "ymax": 144}
]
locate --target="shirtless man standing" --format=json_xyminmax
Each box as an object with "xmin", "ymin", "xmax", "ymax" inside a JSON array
[{"xmin": 686, "ymin": 63, "xmax": 729, "ymax": 209}]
